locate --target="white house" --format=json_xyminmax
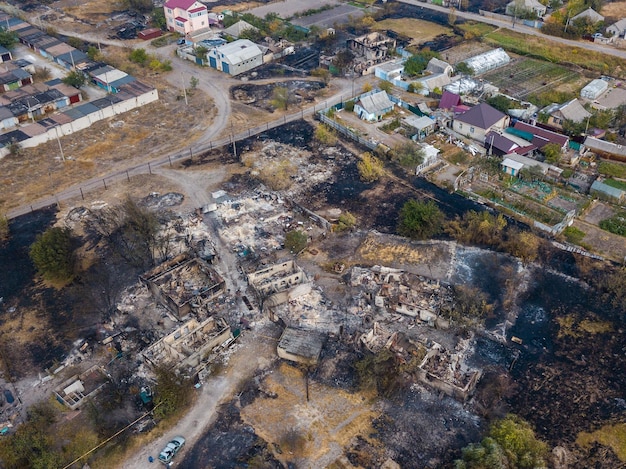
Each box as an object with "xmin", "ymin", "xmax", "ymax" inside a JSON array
[
  {"xmin": 607, "ymin": 18, "xmax": 626, "ymax": 38},
  {"xmin": 207, "ymin": 39, "xmax": 263, "ymax": 76},
  {"xmin": 163, "ymin": 0, "xmax": 208, "ymax": 36},
  {"xmin": 506, "ymin": 0, "xmax": 547, "ymax": 18},
  {"xmin": 354, "ymin": 90, "xmax": 394, "ymax": 122}
]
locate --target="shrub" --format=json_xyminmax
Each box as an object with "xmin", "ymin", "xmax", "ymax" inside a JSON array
[
  {"xmin": 336, "ymin": 211, "xmax": 356, "ymax": 231},
  {"xmin": 259, "ymin": 160, "xmax": 297, "ymax": 190},
  {"xmin": 599, "ymin": 212, "xmax": 626, "ymax": 237},
  {"xmin": 563, "ymin": 226, "xmax": 586, "ymax": 244},
  {"xmin": 314, "ymin": 125, "xmax": 337, "ymax": 145},
  {"xmin": 357, "ymin": 152, "xmax": 385, "ymax": 182},
  {"xmin": 392, "ymin": 143, "xmax": 424, "ymax": 168},
  {"xmin": 0, "ymin": 215, "xmax": 8, "ymax": 242},
  {"xmin": 397, "ymin": 199, "xmax": 444, "ymax": 240}
]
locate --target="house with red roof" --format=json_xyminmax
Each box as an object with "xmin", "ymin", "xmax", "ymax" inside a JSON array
[
  {"xmin": 164, "ymin": 0, "xmax": 208, "ymax": 36},
  {"xmin": 452, "ymin": 103, "xmax": 509, "ymax": 143}
]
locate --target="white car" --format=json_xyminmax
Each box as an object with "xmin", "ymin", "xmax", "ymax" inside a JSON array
[{"xmin": 158, "ymin": 436, "xmax": 186, "ymax": 465}]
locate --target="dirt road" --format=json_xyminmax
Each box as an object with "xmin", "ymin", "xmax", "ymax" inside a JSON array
[
  {"xmin": 121, "ymin": 323, "xmax": 278, "ymax": 469},
  {"xmin": 397, "ymin": 0, "xmax": 626, "ymax": 60}
]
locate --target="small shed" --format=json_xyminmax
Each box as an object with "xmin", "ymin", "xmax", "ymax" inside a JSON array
[
  {"xmin": 402, "ymin": 115, "xmax": 436, "ymax": 140},
  {"xmin": 138, "ymin": 28, "xmax": 163, "ymax": 40},
  {"xmin": 277, "ymin": 327, "xmax": 324, "ymax": 366},
  {"xmin": 501, "ymin": 157, "xmax": 524, "ymax": 176}
]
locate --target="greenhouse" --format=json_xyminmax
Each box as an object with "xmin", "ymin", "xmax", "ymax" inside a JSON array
[
  {"xmin": 580, "ymin": 79, "xmax": 609, "ymax": 100},
  {"xmin": 463, "ymin": 48, "xmax": 511, "ymax": 75}
]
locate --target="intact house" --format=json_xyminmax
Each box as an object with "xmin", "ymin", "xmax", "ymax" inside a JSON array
[
  {"xmin": 541, "ymin": 98, "xmax": 591, "ymax": 130},
  {"xmin": 607, "ymin": 18, "xmax": 626, "ymax": 38},
  {"xmin": 354, "ymin": 90, "xmax": 394, "ymax": 122},
  {"xmin": 222, "ymin": 20, "xmax": 258, "ymax": 39},
  {"xmin": 402, "ymin": 115, "xmax": 436, "ymax": 140},
  {"xmin": 506, "ymin": 0, "xmax": 546, "ymax": 18},
  {"xmin": 500, "ymin": 153, "xmax": 562, "ymax": 179},
  {"xmin": 207, "ymin": 39, "xmax": 263, "ymax": 76},
  {"xmin": 163, "ymin": 0, "xmax": 209, "ymax": 36},
  {"xmin": 571, "ymin": 7, "xmax": 604, "ymax": 24},
  {"xmin": 452, "ymin": 103, "xmax": 509, "ymax": 142}
]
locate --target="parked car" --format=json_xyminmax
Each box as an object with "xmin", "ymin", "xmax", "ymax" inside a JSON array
[
  {"xmin": 158, "ymin": 436, "xmax": 185, "ymax": 465},
  {"xmin": 3, "ymin": 390, "xmax": 14, "ymax": 404}
]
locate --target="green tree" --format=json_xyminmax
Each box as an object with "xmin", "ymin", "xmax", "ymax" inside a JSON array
[
  {"xmin": 66, "ymin": 36, "xmax": 84, "ymax": 50},
  {"xmin": 445, "ymin": 210, "xmax": 507, "ymax": 246},
  {"xmin": 336, "ymin": 211, "xmax": 357, "ymax": 231},
  {"xmin": 455, "ymin": 62, "xmax": 474, "ymax": 76},
  {"xmin": 153, "ymin": 366, "xmax": 193, "ymax": 420},
  {"xmin": 398, "ymin": 199, "xmax": 444, "ymax": 239},
  {"xmin": 194, "ymin": 45, "xmax": 208, "ymax": 59},
  {"xmin": 378, "ymin": 80, "xmax": 393, "ymax": 93},
  {"xmin": 62, "ymin": 70, "xmax": 86, "ymax": 89},
  {"xmin": 271, "ymin": 86, "xmax": 289, "ymax": 110},
  {"xmin": 392, "ymin": 143, "xmax": 424, "ymax": 168},
  {"xmin": 487, "ymin": 95, "xmax": 514, "ymax": 113},
  {"xmin": 357, "ymin": 152, "xmax": 385, "ymax": 182},
  {"xmin": 0, "ymin": 27, "xmax": 17, "ymax": 49},
  {"xmin": 152, "ymin": 7, "xmax": 167, "ymax": 29},
  {"xmin": 455, "ymin": 414, "xmax": 548, "ymax": 469},
  {"xmin": 403, "ymin": 50, "xmax": 440, "ymax": 77},
  {"xmin": 129, "ymin": 48, "xmax": 149, "ymax": 65},
  {"xmin": 29, "ymin": 227, "xmax": 74, "ymax": 282},
  {"xmin": 311, "ymin": 67, "xmax": 331, "ymax": 84},
  {"xmin": 542, "ymin": 142, "xmax": 561, "ymax": 164},
  {"xmin": 285, "ymin": 230, "xmax": 307, "ymax": 253}
]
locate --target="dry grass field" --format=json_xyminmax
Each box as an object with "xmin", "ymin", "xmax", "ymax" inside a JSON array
[
  {"xmin": 374, "ymin": 18, "xmax": 452, "ymax": 44},
  {"xmin": 601, "ymin": 2, "xmax": 626, "ymax": 21}
]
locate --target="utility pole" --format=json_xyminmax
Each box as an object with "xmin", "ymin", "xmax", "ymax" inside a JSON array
[
  {"xmin": 55, "ymin": 126, "xmax": 65, "ymax": 161},
  {"xmin": 181, "ymin": 72, "xmax": 188, "ymax": 106}
]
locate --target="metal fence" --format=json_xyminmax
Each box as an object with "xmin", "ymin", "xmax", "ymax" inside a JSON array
[{"xmin": 317, "ymin": 112, "xmax": 378, "ymax": 151}]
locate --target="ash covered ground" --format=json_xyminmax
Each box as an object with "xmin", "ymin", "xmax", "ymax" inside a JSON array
[{"xmin": 2, "ymin": 119, "xmax": 626, "ymax": 468}]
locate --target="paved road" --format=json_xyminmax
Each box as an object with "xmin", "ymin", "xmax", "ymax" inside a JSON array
[{"xmin": 396, "ymin": 0, "xmax": 626, "ymax": 59}]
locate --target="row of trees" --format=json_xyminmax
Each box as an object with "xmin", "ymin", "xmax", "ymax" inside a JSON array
[{"xmin": 398, "ymin": 202, "xmax": 542, "ymax": 263}]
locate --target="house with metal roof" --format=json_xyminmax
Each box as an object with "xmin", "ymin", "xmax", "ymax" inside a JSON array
[
  {"xmin": 164, "ymin": 0, "xmax": 209, "ymax": 36},
  {"xmin": 207, "ymin": 39, "xmax": 263, "ymax": 75},
  {"xmin": 0, "ymin": 45, "xmax": 11, "ymax": 64},
  {"xmin": 425, "ymin": 57, "xmax": 453, "ymax": 76},
  {"xmin": 402, "ymin": 115, "xmax": 436, "ymax": 140},
  {"xmin": 354, "ymin": 90, "xmax": 394, "ymax": 122},
  {"xmin": 222, "ymin": 20, "xmax": 258, "ymax": 39},
  {"xmin": 506, "ymin": 0, "xmax": 546, "ymax": 18},
  {"xmin": 542, "ymin": 98, "xmax": 591, "ymax": 129},
  {"xmin": 607, "ymin": 18, "xmax": 626, "ymax": 38},
  {"xmin": 0, "ymin": 106, "xmax": 17, "ymax": 130},
  {"xmin": 453, "ymin": 103, "xmax": 509, "ymax": 142},
  {"xmin": 571, "ymin": 8, "xmax": 604, "ymax": 23},
  {"xmin": 513, "ymin": 121, "xmax": 569, "ymax": 149},
  {"xmin": 0, "ymin": 68, "xmax": 32, "ymax": 92},
  {"xmin": 584, "ymin": 136, "xmax": 626, "ymax": 161},
  {"xmin": 590, "ymin": 179, "xmax": 625, "ymax": 202}
]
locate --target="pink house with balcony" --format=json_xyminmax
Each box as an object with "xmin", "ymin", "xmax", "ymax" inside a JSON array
[{"xmin": 164, "ymin": 0, "xmax": 208, "ymax": 36}]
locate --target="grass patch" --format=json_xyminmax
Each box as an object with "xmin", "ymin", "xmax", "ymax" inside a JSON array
[
  {"xmin": 603, "ymin": 178, "xmax": 626, "ymax": 191},
  {"xmin": 563, "ymin": 226, "xmax": 586, "ymax": 244},
  {"xmin": 447, "ymin": 150, "xmax": 468, "ymax": 165},
  {"xmin": 598, "ymin": 161, "xmax": 626, "ymax": 178},
  {"xmin": 457, "ymin": 22, "xmax": 497, "ymax": 37},
  {"xmin": 577, "ymin": 423, "xmax": 626, "ymax": 461},
  {"xmin": 599, "ymin": 212, "xmax": 626, "ymax": 237},
  {"xmin": 483, "ymin": 30, "xmax": 626, "ymax": 78},
  {"xmin": 374, "ymin": 18, "xmax": 451, "ymax": 42}
]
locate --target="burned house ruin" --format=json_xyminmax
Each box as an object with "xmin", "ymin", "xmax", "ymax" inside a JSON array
[
  {"xmin": 141, "ymin": 254, "xmax": 226, "ymax": 319},
  {"xmin": 142, "ymin": 317, "xmax": 232, "ymax": 371},
  {"xmin": 248, "ymin": 260, "xmax": 308, "ymax": 309}
]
